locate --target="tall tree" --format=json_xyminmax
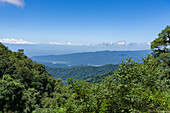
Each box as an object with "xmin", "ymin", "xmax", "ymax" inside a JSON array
[
  {"xmin": 151, "ymin": 25, "xmax": 170, "ymax": 76},
  {"xmin": 151, "ymin": 25, "xmax": 170, "ymax": 57}
]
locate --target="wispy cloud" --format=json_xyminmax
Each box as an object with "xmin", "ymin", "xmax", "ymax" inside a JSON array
[
  {"xmin": 98, "ymin": 41, "xmax": 150, "ymax": 47},
  {"xmin": 0, "ymin": 38, "xmax": 83, "ymax": 45},
  {"xmin": 0, "ymin": 38, "xmax": 37, "ymax": 44},
  {"xmin": 48, "ymin": 42, "xmax": 66, "ymax": 45},
  {"xmin": 116, "ymin": 41, "xmax": 126, "ymax": 46},
  {"xmin": 48, "ymin": 42, "xmax": 84, "ymax": 46},
  {"xmin": 0, "ymin": 38, "xmax": 151, "ymax": 47},
  {"xmin": 0, "ymin": 0, "xmax": 24, "ymax": 7}
]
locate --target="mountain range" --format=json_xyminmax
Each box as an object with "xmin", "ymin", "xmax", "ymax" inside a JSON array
[{"xmin": 32, "ymin": 50, "xmax": 151, "ymax": 67}]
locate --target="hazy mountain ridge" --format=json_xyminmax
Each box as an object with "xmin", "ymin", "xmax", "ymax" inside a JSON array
[
  {"xmin": 3, "ymin": 43, "xmax": 150, "ymax": 57},
  {"xmin": 32, "ymin": 50, "xmax": 151, "ymax": 67}
]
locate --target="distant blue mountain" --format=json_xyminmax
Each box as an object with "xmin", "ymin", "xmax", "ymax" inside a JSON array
[
  {"xmin": 3, "ymin": 43, "xmax": 150, "ymax": 57},
  {"xmin": 32, "ymin": 50, "xmax": 151, "ymax": 67}
]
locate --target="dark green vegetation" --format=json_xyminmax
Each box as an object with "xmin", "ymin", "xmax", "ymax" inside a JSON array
[
  {"xmin": 32, "ymin": 50, "xmax": 151, "ymax": 67},
  {"xmin": 46, "ymin": 64, "xmax": 119, "ymax": 81},
  {"xmin": 0, "ymin": 43, "xmax": 57, "ymax": 112},
  {"xmin": 0, "ymin": 26, "xmax": 170, "ymax": 112},
  {"xmin": 84, "ymin": 71, "xmax": 115, "ymax": 84}
]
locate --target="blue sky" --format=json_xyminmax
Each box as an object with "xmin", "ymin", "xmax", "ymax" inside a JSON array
[{"xmin": 0, "ymin": 0, "xmax": 170, "ymax": 45}]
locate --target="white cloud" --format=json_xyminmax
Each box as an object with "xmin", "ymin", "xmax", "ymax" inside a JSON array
[
  {"xmin": 0, "ymin": 39, "xmax": 83, "ymax": 45},
  {"xmin": 145, "ymin": 42, "xmax": 150, "ymax": 45},
  {"xmin": 116, "ymin": 41, "xmax": 126, "ymax": 46},
  {"xmin": 97, "ymin": 41, "xmax": 151, "ymax": 47},
  {"xmin": 0, "ymin": 0, "xmax": 24, "ymax": 7},
  {"xmin": 0, "ymin": 38, "xmax": 37, "ymax": 44},
  {"xmin": 0, "ymin": 38, "xmax": 151, "ymax": 48},
  {"xmin": 48, "ymin": 42, "xmax": 83, "ymax": 46},
  {"xmin": 48, "ymin": 42, "xmax": 65, "ymax": 45}
]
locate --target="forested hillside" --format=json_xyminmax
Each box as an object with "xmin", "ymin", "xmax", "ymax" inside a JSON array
[
  {"xmin": 0, "ymin": 26, "xmax": 170, "ymax": 112},
  {"xmin": 0, "ymin": 42, "xmax": 59, "ymax": 112},
  {"xmin": 84, "ymin": 71, "xmax": 115, "ymax": 83},
  {"xmin": 46, "ymin": 64, "xmax": 119, "ymax": 80}
]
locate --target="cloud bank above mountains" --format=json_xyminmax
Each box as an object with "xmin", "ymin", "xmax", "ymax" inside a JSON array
[
  {"xmin": 0, "ymin": 38, "xmax": 150, "ymax": 47},
  {"xmin": 1, "ymin": 38, "xmax": 151, "ymax": 56},
  {"xmin": 98, "ymin": 41, "xmax": 150, "ymax": 47},
  {"xmin": 0, "ymin": 39, "xmax": 37, "ymax": 44},
  {"xmin": 0, "ymin": 0, "xmax": 24, "ymax": 7}
]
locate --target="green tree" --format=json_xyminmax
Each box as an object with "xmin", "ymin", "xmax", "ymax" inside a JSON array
[
  {"xmin": 0, "ymin": 75, "xmax": 25, "ymax": 112},
  {"xmin": 151, "ymin": 25, "xmax": 170, "ymax": 57},
  {"xmin": 22, "ymin": 88, "xmax": 40, "ymax": 113},
  {"xmin": 151, "ymin": 25, "xmax": 170, "ymax": 77}
]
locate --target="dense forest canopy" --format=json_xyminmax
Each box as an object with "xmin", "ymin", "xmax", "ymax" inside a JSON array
[{"xmin": 0, "ymin": 26, "xmax": 170, "ymax": 112}]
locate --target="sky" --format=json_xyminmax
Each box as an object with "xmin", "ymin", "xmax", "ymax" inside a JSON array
[{"xmin": 0, "ymin": 0, "xmax": 170, "ymax": 46}]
